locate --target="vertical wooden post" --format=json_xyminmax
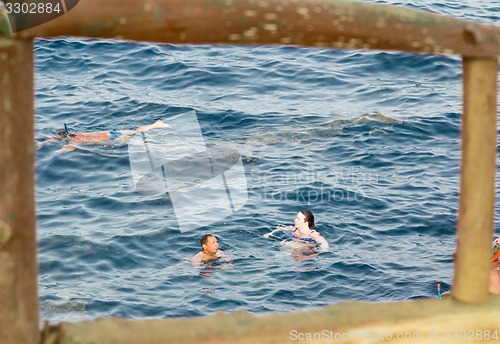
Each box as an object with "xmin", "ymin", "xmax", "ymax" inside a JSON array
[
  {"xmin": 0, "ymin": 39, "xmax": 39, "ymax": 344},
  {"xmin": 453, "ymin": 57, "xmax": 498, "ymax": 304}
]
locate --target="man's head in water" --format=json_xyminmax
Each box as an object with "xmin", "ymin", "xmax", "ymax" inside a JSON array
[
  {"xmin": 56, "ymin": 129, "xmax": 76, "ymax": 139},
  {"xmin": 200, "ymin": 234, "xmax": 219, "ymax": 255},
  {"xmin": 295, "ymin": 210, "xmax": 315, "ymax": 231}
]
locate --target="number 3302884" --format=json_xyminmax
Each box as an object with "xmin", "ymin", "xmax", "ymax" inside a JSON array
[{"xmin": 5, "ymin": 2, "xmax": 62, "ymax": 14}]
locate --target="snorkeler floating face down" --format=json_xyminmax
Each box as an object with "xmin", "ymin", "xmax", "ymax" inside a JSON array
[{"xmin": 37, "ymin": 120, "xmax": 170, "ymax": 152}]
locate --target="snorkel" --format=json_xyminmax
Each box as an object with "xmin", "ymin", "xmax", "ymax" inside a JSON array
[{"xmin": 57, "ymin": 123, "xmax": 74, "ymax": 140}]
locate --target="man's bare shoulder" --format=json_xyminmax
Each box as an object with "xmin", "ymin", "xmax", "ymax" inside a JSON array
[{"xmin": 191, "ymin": 252, "xmax": 204, "ymax": 266}]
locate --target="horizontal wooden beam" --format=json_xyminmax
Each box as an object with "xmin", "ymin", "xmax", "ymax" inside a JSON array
[
  {"xmin": 41, "ymin": 295, "xmax": 500, "ymax": 344},
  {"xmin": 7, "ymin": 0, "xmax": 500, "ymax": 57}
]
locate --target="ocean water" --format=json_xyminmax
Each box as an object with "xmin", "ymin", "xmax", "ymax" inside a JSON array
[{"xmin": 35, "ymin": 0, "xmax": 500, "ymax": 323}]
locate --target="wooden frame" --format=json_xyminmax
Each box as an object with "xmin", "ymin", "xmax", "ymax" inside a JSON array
[{"xmin": 0, "ymin": 1, "xmax": 498, "ymax": 343}]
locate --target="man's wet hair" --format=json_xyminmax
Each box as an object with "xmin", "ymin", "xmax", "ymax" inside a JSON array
[
  {"xmin": 200, "ymin": 234, "xmax": 214, "ymax": 247},
  {"xmin": 56, "ymin": 129, "xmax": 76, "ymax": 138}
]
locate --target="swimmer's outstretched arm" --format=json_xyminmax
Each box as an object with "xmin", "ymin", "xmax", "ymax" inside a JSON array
[
  {"xmin": 263, "ymin": 225, "xmax": 294, "ymax": 238},
  {"xmin": 54, "ymin": 144, "xmax": 78, "ymax": 154},
  {"xmin": 43, "ymin": 144, "xmax": 78, "ymax": 159},
  {"xmin": 36, "ymin": 137, "xmax": 58, "ymax": 150}
]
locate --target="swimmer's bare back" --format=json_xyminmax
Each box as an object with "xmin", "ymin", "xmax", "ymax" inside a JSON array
[{"xmin": 69, "ymin": 131, "xmax": 113, "ymax": 145}]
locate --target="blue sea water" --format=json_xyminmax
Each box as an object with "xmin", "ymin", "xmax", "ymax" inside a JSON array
[{"xmin": 35, "ymin": 0, "xmax": 500, "ymax": 323}]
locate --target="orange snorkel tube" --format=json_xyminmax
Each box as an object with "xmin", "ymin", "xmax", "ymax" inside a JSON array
[
  {"xmin": 492, "ymin": 238, "xmax": 500, "ymax": 262},
  {"xmin": 492, "ymin": 250, "xmax": 500, "ymax": 263}
]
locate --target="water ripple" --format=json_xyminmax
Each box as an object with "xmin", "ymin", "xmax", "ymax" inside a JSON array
[{"xmin": 35, "ymin": 1, "xmax": 497, "ymax": 324}]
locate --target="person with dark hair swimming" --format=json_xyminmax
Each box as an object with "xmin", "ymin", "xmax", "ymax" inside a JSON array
[
  {"xmin": 36, "ymin": 120, "xmax": 170, "ymax": 152},
  {"xmin": 263, "ymin": 210, "xmax": 329, "ymax": 252},
  {"xmin": 191, "ymin": 234, "xmax": 230, "ymax": 267}
]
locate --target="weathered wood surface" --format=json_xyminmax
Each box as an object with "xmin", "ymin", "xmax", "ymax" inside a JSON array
[
  {"xmin": 41, "ymin": 295, "xmax": 500, "ymax": 344},
  {"xmin": 4, "ymin": 0, "xmax": 500, "ymax": 57},
  {"xmin": 0, "ymin": 1, "xmax": 499, "ymax": 343},
  {"xmin": 0, "ymin": 38, "xmax": 39, "ymax": 344},
  {"xmin": 453, "ymin": 58, "xmax": 498, "ymax": 304}
]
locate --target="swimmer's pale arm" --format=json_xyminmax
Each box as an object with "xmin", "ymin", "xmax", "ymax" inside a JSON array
[
  {"xmin": 44, "ymin": 144, "xmax": 78, "ymax": 159},
  {"xmin": 36, "ymin": 137, "xmax": 58, "ymax": 150},
  {"xmin": 311, "ymin": 232, "xmax": 330, "ymax": 252},
  {"xmin": 55, "ymin": 144, "xmax": 78, "ymax": 153},
  {"xmin": 317, "ymin": 238, "xmax": 330, "ymax": 252},
  {"xmin": 263, "ymin": 225, "xmax": 294, "ymax": 238}
]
